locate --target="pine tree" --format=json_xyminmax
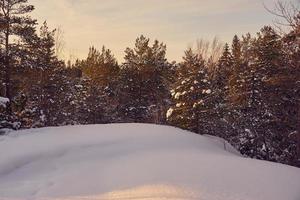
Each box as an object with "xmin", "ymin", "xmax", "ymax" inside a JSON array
[
  {"xmin": 76, "ymin": 46, "xmax": 120, "ymax": 124},
  {"xmin": 0, "ymin": 0, "xmax": 36, "ymax": 101},
  {"xmin": 80, "ymin": 46, "xmax": 119, "ymax": 86},
  {"xmin": 117, "ymin": 35, "xmax": 171, "ymax": 123}
]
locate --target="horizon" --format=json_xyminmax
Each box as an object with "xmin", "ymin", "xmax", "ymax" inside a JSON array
[{"xmin": 31, "ymin": 0, "xmax": 293, "ymax": 62}]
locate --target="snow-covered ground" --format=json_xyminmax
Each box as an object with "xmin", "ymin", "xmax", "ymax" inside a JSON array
[{"xmin": 0, "ymin": 124, "xmax": 299, "ymax": 200}]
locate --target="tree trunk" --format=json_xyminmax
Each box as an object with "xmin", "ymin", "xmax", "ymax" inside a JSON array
[
  {"xmin": 297, "ymin": 104, "xmax": 300, "ymax": 164},
  {"xmin": 5, "ymin": 56, "xmax": 11, "ymax": 100},
  {"xmin": 5, "ymin": 23, "xmax": 11, "ymax": 100},
  {"xmin": 4, "ymin": 9, "xmax": 12, "ymax": 114}
]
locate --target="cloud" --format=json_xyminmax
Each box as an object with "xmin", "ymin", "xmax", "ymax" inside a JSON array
[{"xmin": 30, "ymin": 0, "xmax": 280, "ymax": 61}]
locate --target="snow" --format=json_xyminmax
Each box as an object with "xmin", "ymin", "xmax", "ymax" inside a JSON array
[
  {"xmin": 166, "ymin": 108, "xmax": 174, "ymax": 118},
  {"xmin": 0, "ymin": 124, "xmax": 299, "ymax": 200},
  {"xmin": 202, "ymin": 89, "xmax": 212, "ymax": 94},
  {"xmin": 176, "ymin": 103, "xmax": 182, "ymax": 107},
  {"xmin": 170, "ymin": 89, "xmax": 175, "ymax": 97},
  {"xmin": 0, "ymin": 97, "xmax": 9, "ymax": 108},
  {"xmin": 245, "ymin": 129, "xmax": 251, "ymax": 134},
  {"xmin": 75, "ymin": 85, "xmax": 83, "ymax": 89},
  {"xmin": 205, "ymin": 89, "xmax": 212, "ymax": 94},
  {"xmin": 40, "ymin": 110, "xmax": 46, "ymax": 122},
  {"xmin": 174, "ymin": 92, "xmax": 181, "ymax": 99}
]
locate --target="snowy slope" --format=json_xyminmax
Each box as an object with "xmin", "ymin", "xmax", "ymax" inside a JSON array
[{"xmin": 0, "ymin": 124, "xmax": 299, "ymax": 200}]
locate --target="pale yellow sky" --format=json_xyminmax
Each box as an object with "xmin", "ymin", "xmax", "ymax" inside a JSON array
[{"xmin": 30, "ymin": 0, "xmax": 293, "ymax": 62}]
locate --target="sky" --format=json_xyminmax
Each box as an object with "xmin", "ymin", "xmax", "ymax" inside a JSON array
[{"xmin": 30, "ymin": 0, "xmax": 295, "ymax": 62}]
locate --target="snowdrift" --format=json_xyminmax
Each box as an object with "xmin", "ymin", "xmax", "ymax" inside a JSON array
[{"xmin": 0, "ymin": 124, "xmax": 299, "ymax": 200}]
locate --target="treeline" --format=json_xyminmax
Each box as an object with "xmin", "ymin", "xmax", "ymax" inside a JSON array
[{"xmin": 0, "ymin": 0, "xmax": 299, "ymax": 167}]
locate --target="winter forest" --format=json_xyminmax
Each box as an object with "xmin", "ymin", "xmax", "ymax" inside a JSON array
[{"xmin": 0, "ymin": 0, "xmax": 299, "ymax": 168}]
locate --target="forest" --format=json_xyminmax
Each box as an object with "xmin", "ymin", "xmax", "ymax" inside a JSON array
[{"xmin": 0, "ymin": 0, "xmax": 299, "ymax": 167}]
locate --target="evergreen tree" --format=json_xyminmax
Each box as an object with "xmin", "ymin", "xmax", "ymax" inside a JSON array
[
  {"xmin": 18, "ymin": 21, "xmax": 63, "ymax": 127},
  {"xmin": 0, "ymin": 0, "xmax": 36, "ymax": 101},
  {"xmin": 209, "ymin": 44, "xmax": 235, "ymax": 138},
  {"xmin": 168, "ymin": 49, "xmax": 212, "ymax": 133},
  {"xmin": 76, "ymin": 46, "xmax": 120, "ymax": 124},
  {"xmin": 228, "ymin": 35, "xmax": 246, "ymax": 105},
  {"xmin": 278, "ymin": 21, "xmax": 300, "ymax": 165},
  {"xmin": 213, "ymin": 43, "xmax": 233, "ymax": 91},
  {"xmin": 117, "ymin": 35, "xmax": 171, "ymax": 123},
  {"xmin": 0, "ymin": 45, "xmax": 4, "ymax": 96},
  {"xmin": 80, "ymin": 46, "xmax": 119, "ymax": 86},
  {"xmin": 233, "ymin": 26, "xmax": 290, "ymax": 161}
]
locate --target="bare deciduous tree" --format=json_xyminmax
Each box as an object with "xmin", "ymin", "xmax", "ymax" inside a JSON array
[
  {"xmin": 196, "ymin": 39, "xmax": 210, "ymax": 60},
  {"xmin": 210, "ymin": 37, "xmax": 224, "ymax": 64},
  {"xmin": 264, "ymin": 0, "xmax": 300, "ymax": 33},
  {"xmin": 54, "ymin": 26, "xmax": 66, "ymax": 59},
  {"xmin": 194, "ymin": 37, "xmax": 224, "ymax": 72}
]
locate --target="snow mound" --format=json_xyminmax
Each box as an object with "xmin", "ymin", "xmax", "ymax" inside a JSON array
[
  {"xmin": 0, "ymin": 97, "xmax": 9, "ymax": 108},
  {"xmin": 0, "ymin": 124, "xmax": 299, "ymax": 200}
]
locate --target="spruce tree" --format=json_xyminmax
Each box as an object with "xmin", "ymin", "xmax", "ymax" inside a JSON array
[
  {"xmin": 214, "ymin": 43, "xmax": 233, "ymax": 91},
  {"xmin": 168, "ymin": 49, "xmax": 212, "ymax": 133},
  {"xmin": 0, "ymin": 45, "xmax": 4, "ymax": 96},
  {"xmin": 19, "ymin": 21, "xmax": 63, "ymax": 127},
  {"xmin": 228, "ymin": 35, "xmax": 246, "ymax": 105},
  {"xmin": 234, "ymin": 26, "xmax": 287, "ymax": 161}
]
